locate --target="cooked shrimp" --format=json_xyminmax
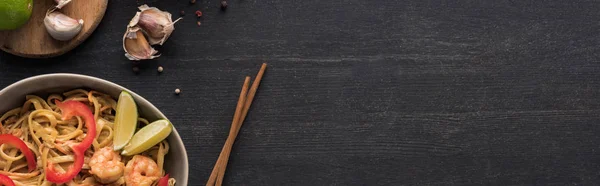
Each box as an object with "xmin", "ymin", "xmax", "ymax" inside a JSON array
[
  {"xmin": 124, "ymin": 155, "xmax": 161, "ymax": 186},
  {"xmin": 89, "ymin": 147, "xmax": 124, "ymax": 184}
]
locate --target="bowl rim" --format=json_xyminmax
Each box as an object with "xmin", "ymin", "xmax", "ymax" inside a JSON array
[{"xmin": 0, "ymin": 73, "xmax": 189, "ymax": 185}]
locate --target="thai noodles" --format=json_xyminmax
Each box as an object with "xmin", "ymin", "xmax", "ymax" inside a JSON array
[{"xmin": 0, "ymin": 89, "xmax": 175, "ymax": 186}]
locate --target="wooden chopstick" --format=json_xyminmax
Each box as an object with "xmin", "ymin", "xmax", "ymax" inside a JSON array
[
  {"xmin": 216, "ymin": 63, "xmax": 267, "ymax": 185},
  {"xmin": 207, "ymin": 76, "xmax": 250, "ymax": 186},
  {"xmin": 207, "ymin": 63, "xmax": 267, "ymax": 186},
  {"xmin": 237, "ymin": 63, "xmax": 267, "ymax": 136}
]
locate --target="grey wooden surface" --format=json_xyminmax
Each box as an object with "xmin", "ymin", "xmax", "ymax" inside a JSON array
[{"xmin": 2, "ymin": 0, "xmax": 600, "ymax": 185}]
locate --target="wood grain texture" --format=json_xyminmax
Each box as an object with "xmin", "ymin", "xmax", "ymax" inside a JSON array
[
  {"xmin": 0, "ymin": 0, "xmax": 107, "ymax": 58},
  {"xmin": 2, "ymin": 0, "xmax": 600, "ymax": 185}
]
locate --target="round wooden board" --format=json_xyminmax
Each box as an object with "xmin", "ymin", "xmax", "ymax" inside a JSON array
[{"xmin": 0, "ymin": 0, "xmax": 108, "ymax": 58}]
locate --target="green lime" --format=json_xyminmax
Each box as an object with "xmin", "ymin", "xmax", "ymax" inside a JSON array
[
  {"xmin": 0, "ymin": 0, "xmax": 33, "ymax": 30},
  {"xmin": 113, "ymin": 91, "xmax": 138, "ymax": 151},
  {"xmin": 121, "ymin": 119, "xmax": 172, "ymax": 156}
]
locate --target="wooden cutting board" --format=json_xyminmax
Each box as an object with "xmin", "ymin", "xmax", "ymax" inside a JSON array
[{"xmin": 0, "ymin": 0, "xmax": 108, "ymax": 58}]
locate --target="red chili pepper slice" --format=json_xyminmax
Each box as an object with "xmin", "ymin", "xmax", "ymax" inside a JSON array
[
  {"xmin": 45, "ymin": 100, "xmax": 97, "ymax": 184},
  {"xmin": 157, "ymin": 174, "xmax": 170, "ymax": 186},
  {"xmin": 0, "ymin": 134, "xmax": 36, "ymax": 172},
  {"xmin": 0, "ymin": 174, "xmax": 15, "ymax": 186}
]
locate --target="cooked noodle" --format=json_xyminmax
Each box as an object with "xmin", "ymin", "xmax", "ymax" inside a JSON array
[{"xmin": 0, "ymin": 89, "xmax": 175, "ymax": 185}]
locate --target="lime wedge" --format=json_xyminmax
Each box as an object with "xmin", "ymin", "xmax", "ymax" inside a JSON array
[
  {"xmin": 113, "ymin": 91, "xmax": 138, "ymax": 151},
  {"xmin": 121, "ymin": 119, "xmax": 172, "ymax": 156}
]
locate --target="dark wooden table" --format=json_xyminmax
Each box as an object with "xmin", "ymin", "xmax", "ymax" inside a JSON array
[{"xmin": 2, "ymin": 0, "xmax": 600, "ymax": 185}]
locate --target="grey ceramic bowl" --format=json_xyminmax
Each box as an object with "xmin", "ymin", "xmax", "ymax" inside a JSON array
[{"xmin": 0, "ymin": 73, "xmax": 189, "ymax": 185}]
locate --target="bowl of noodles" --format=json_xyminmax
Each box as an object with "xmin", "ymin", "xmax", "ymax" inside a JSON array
[{"xmin": 0, "ymin": 73, "xmax": 188, "ymax": 186}]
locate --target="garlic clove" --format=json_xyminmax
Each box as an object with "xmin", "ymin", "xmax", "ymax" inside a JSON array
[
  {"xmin": 54, "ymin": 0, "xmax": 72, "ymax": 9},
  {"xmin": 123, "ymin": 27, "xmax": 160, "ymax": 61},
  {"xmin": 132, "ymin": 5, "xmax": 182, "ymax": 45},
  {"xmin": 127, "ymin": 12, "xmax": 141, "ymax": 28},
  {"xmin": 44, "ymin": 9, "xmax": 83, "ymax": 41}
]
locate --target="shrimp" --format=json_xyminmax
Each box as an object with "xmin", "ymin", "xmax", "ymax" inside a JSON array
[
  {"xmin": 124, "ymin": 155, "xmax": 161, "ymax": 186},
  {"xmin": 89, "ymin": 147, "xmax": 124, "ymax": 184}
]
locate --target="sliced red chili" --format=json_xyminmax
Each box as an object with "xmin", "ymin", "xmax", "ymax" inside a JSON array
[
  {"xmin": 0, "ymin": 134, "xmax": 36, "ymax": 172},
  {"xmin": 158, "ymin": 174, "xmax": 170, "ymax": 186},
  {"xmin": 45, "ymin": 100, "xmax": 97, "ymax": 183},
  {"xmin": 0, "ymin": 174, "xmax": 15, "ymax": 186}
]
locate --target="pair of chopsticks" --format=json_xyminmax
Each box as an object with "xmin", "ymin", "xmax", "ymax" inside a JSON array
[{"xmin": 206, "ymin": 63, "xmax": 267, "ymax": 186}]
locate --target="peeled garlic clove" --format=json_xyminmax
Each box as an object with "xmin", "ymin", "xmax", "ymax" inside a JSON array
[
  {"xmin": 123, "ymin": 27, "xmax": 160, "ymax": 61},
  {"xmin": 44, "ymin": 9, "xmax": 83, "ymax": 41},
  {"xmin": 133, "ymin": 5, "xmax": 182, "ymax": 45},
  {"xmin": 54, "ymin": 0, "xmax": 72, "ymax": 9}
]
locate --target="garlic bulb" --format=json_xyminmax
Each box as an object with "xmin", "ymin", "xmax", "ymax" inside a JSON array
[
  {"xmin": 54, "ymin": 0, "xmax": 71, "ymax": 9},
  {"xmin": 130, "ymin": 5, "xmax": 182, "ymax": 45},
  {"xmin": 123, "ymin": 27, "xmax": 160, "ymax": 60},
  {"xmin": 44, "ymin": 9, "xmax": 83, "ymax": 41}
]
